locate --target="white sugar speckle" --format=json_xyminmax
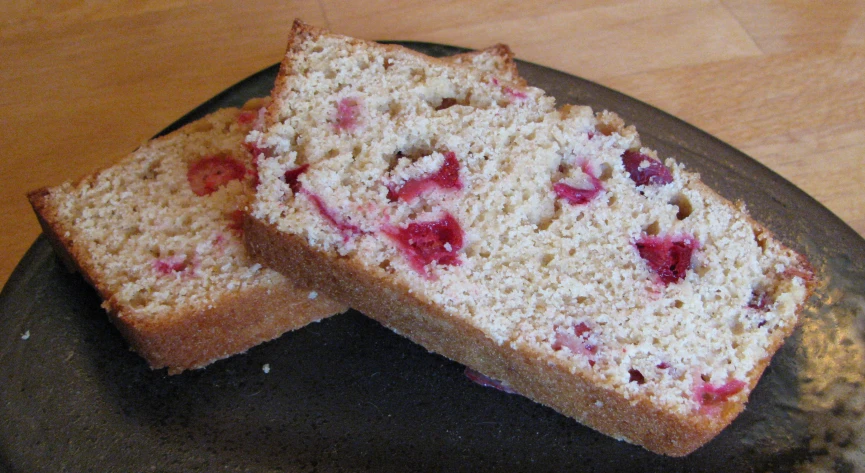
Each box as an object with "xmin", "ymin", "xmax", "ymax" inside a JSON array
[
  {"xmin": 595, "ymin": 401, "xmax": 604, "ymax": 408},
  {"xmin": 21, "ymin": 330, "xmax": 30, "ymax": 340},
  {"xmin": 262, "ymin": 363, "xmax": 271, "ymax": 374},
  {"xmin": 308, "ymin": 291, "xmax": 318, "ymax": 300}
]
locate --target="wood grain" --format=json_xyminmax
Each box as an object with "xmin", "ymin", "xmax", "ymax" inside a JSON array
[{"xmin": 1, "ymin": 0, "xmax": 863, "ymax": 287}]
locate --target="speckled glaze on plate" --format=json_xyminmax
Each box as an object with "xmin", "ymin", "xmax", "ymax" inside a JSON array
[{"xmin": 1, "ymin": 43, "xmax": 863, "ymax": 473}]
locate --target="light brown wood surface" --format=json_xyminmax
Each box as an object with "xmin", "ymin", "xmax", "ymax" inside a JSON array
[{"xmin": 1, "ymin": 0, "xmax": 863, "ymax": 287}]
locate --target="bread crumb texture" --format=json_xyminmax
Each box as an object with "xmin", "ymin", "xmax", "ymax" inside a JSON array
[
  {"xmin": 250, "ymin": 23, "xmax": 813, "ymax": 427},
  {"xmin": 44, "ymin": 103, "xmax": 290, "ymax": 320}
]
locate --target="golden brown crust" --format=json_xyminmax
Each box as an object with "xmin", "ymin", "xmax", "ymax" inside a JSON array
[
  {"xmin": 481, "ymin": 44, "xmax": 522, "ymax": 84},
  {"xmin": 449, "ymin": 43, "xmax": 525, "ymax": 87},
  {"xmin": 507, "ymin": 343, "xmax": 720, "ymax": 456},
  {"xmin": 111, "ymin": 280, "xmax": 344, "ymax": 374},
  {"xmin": 28, "ymin": 186, "xmax": 109, "ymax": 293},
  {"xmin": 29, "ymin": 186, "xmax": 346, "ymax": 374},
  {"xmin": 244, "ymin": 214, "xmax": 756, "ymax": 456}
]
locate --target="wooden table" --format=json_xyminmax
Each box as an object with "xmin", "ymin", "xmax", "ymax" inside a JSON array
[{"xmin": 1, "ymin": 0, "xmax": 863, "ymax": 287}]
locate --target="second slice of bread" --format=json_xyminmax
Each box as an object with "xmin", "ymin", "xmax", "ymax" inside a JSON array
[{"xmin": 29, "ymin": 101, "xmax": 347, "ymax": 373}]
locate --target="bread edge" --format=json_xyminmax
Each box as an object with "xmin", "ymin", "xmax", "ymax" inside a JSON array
[
  {"xmin": 245, "ymin": 213, "xmax": 792, "ymax": 456},
  {"xmin": 266, "ymin": 19, "xmax": 528, "ymax": 127}
]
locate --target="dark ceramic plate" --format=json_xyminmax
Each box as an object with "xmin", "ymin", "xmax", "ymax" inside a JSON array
[{"xmin": 1, "ymin": 43, "xmax": 863, "ymax": 473}]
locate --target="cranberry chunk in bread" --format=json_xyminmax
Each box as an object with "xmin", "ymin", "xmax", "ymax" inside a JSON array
[
  {"xmin": 696, "ymin": 379, "xmax": 747, "ymax": 415},
  {"xmin": 284, "ymin": 164, "xmax": 309, "ymax": 193},
  {"xmin": 387, "ymin": 151, "xmax": 462, "ymax": 202},
  {"xmin": 382, "ymin": 213, "xmax": 464, "ymax": 277},
  {"xmin": 554, "ymin": 161, "xmax": 603, "ymax": 205},
  {"xmin": 187, "ymin": 154, "xmax": 248, "ymax": 196},
  {"xmin": 622, "ymin": 149, "xmax": 673, "ymax": 186},
  {"xmin": 333, "ymin": 97, "xmax": 362, "ymax": 131},
  {"xmin": 635, "ymin": 234, "xmax": 697, "ymax": 285},
  {"xmin": 152, "ymin": 255, "xmax": 192, "ymax": 275}
]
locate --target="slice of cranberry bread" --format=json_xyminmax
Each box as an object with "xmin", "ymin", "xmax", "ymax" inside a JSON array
[
  {"xmin": 27, "ymin": 100, "xmax": 348, "ymax": 374},
  {"xmin": 244, "ymin": 21, "xmax": 814, "ymax": 456},
  {"xmin": 25, "ymin": 46, "xmax": 522, "ymax": 374}
]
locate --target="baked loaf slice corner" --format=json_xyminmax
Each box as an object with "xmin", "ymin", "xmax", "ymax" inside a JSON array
[
  {"xmin": 27, "ymin": 100, "xmax": 347, "ymax": 374},
  {"xmin": 244, "ymin": 21, "xmax": 814, "ymax": 456}
]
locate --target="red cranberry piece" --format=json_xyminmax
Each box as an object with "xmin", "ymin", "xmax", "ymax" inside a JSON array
[
  {"xmin": 656, "ymin": 362, "xmax": 670, "ymax": 369},
  {"xmin": 502, "ymin": 85, "xmax": 528, "ymax": 100},
  {"xmin": 436, "ymin": 98, "xmax": 458, "ymax": 111},
  {"xmin": 552, "ymin": 322, "xmax": 598, "ymax": 363},
  {"xmin": 187, "ymin": 155, "xmax": 247, "ymax": 196},
  {"xmin": 554, "ymin": 161, "xmax": 602, "ymax": 205},
  {"xmin": 492, "ymin": 77, "xmax": 528, "ymax": 100},
  {"xmin": 696, "ymin": 379, "xmax": 747, "ymax": 413},
  {"xmin": 283, "ymin": 165, "xmax": 361, "ymax": 241},
  {"xmin": 430, "ymin": 153, "xmax": 461, "ymax": 187},
  {"xmin": 382, "ymin": 213, "xmax": 464, "ymax": 277},
  {"xmin": 573, "ymin": 322, "xmax": 591, "ymax": 338},
  {"xmin": 629, "ymin": 369, "xmax": 646, "ymax": 385},
  {"xmin": 464, "ymin": 367, "xmax": 517, "ymax": 394},
  {"xmin": 302, "ymin": 190, "xmax": 362, "ymax": 241},
  {"xmin": 385, "ymin": 187, "xmax": 399, "ymax": 202},
  {"xmin": 748, "ymin": 291, "xmax": 772, "ymax": 311},
  {"xmin": 238, "ymin": 106, "xmax": 267, "ymax": 128},
  {"xmin": 388, "ymin": 152, "xmax": 462, "ymax": 202},
  {"xmin": 334, "ymin": 97, "xmax": 361, "ymax": 131},
  {"xmin": 153, "ymin": 255, "xmax": 189, "ymax": 275},
  {"xmin": 635, "ymin": 235, "xmax": 696, "ymax": 285},
  {"xmin": 553, "ymin": 182, "xmax": 601, "ymax": 205},
  {"xmin": 284, "ymin": 164, "xmax": 310, "ymax": 193},
  {"xmin": 237, "ymin": 110, "xmax": 257, "ymax": 125},
  {"xmin": 622, "ymin": 150, "xmax": 672, "ymax": 186}
]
